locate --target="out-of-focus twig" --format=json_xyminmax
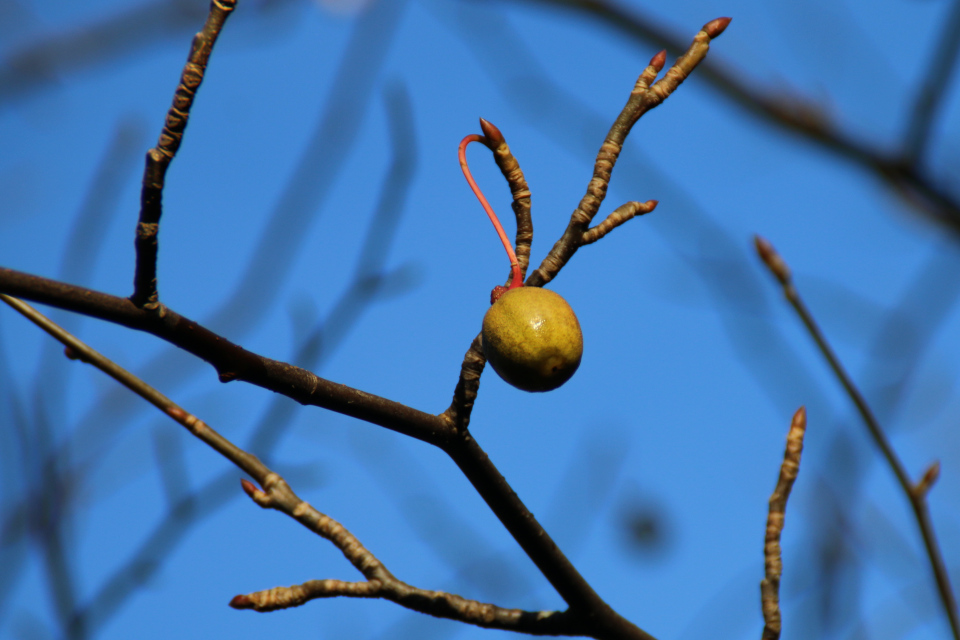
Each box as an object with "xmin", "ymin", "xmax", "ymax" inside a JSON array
[
  {"xmin": 528, "ymin": 17, "xmax": 730, "ymax": 287},
  {"xmin": 755, "ymin": 236, "xmax": 960, "ymax": 640},
  {"xmin": 131, "ymin": 0, "xmax": 237, "ymax": 308},
  {"xmin": 760, "ymin": 407, "xmax": 807, "ymax": 640},
  {"xmin": 441, "ymin": 21, "xmax": 727, "ymax": 432}
]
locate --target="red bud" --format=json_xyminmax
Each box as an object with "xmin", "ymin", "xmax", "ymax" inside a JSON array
[{"xmin": 704, "ymin": 17, "xmax": 732, "ymax": 38}]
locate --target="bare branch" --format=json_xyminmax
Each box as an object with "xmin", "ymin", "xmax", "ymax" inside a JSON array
[
  {"xmin": 131, "ymin": 0, "xmax": 237, "ymax": 308},
  {"xmin": 0, "ymin": 268, "xmax": 452, "ymax": 446},
  {"xmin": 755, "ymin": 235, "xmax": 960, "ymax": 640},
  {"xmin": 230, "ymin": 576, "xmax": 586, "ymax": 635},
  {"xmin": 441, "ymin": 118, "xmax": 533, "ymax": 432},
  {"xmin": 0, "ymin": 294, "xmax": 594, "ymax": 637},
  {"xmin": 441, "ymin": 335, "xmax": 486, "ymax": 432},
  {"xmin": 581, "ymin": 200, "xmax": 658, "ymax": 245},
  {"xmin": 760, "ymin": 407, "xmax": 807, "ymax": 640},
  {"xmin": 528, "ymin": 18, "xmax": 729, "ymax": 287},
  {"xmin": 518, "ymin": 0, "xmax": 960, "ymax": 237},
  {"xmin": 479, "ymin": 118, "xmax": 534, "ymax": 282}
]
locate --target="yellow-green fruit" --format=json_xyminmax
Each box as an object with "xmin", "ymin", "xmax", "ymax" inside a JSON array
[{"xmin": 481, "ymin": 286, "xmax": 583, "ymax": 392}]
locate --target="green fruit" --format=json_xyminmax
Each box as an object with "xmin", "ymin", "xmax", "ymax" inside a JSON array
[{"xmin": 481, "ymin": 286, "xmax": 583, "ymax": 392}]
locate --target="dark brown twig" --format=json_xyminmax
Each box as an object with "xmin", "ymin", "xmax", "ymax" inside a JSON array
[
  {"xmin": 442, "ymin": 118, "xmax": 533, "ymax": 433},
  {"xmin": 517, "ymin": 0, "xmax": 960, "ymax": 237},
  {"xmin": 1, "ymin": 267, "xmax": 452, "ymax": 446},
  {"xmin": 755, "ymin": 236, "xmax": 959, "ymax": 640},
  {"xmin": 760, "ymin": 407, "xmax": 807, "ymax": 640},
  {"xmin": 0, "ymin": 268, "xmax": 657, "ymax": 638},
  {"xmin": 442, "ymin": 20, "xmax": 727, "ymax": 431},
  {"xmin": 131, "ymin": 0, "xmax": 237, "ymax": 308},
  {"xmin": 478, "ymin": 117, "xmax": 534, "ymax": 282}
]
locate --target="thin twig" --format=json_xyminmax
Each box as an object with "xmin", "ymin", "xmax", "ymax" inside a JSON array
[
  {"xmin": 0, "ymin": 294, "xmax": 585, "ymax": 636},
  {"xmin": 760, "ymin": 407, "xmax": 807, "ymax": 640},
  {"xmin": 441, "ymin": 118, "xmax": 532, "ymax": 432},
  {"xmin": 131, "ymin": 0, "xmax": 237, "ymax": 308},
  {"xmin": 0, "ymin": 275, "xmax": 656, "ymax": 638},
  {"xmin": 755, "ymin": 236, "xmax": 960, "ymax": 640},
  {"xmin": 518, "ymin": 0, "xmax": 960, "ymax": 237},
  {"xmin": 528, "ymin": 18, "xmax": 730, "ymax": 287},
  {"xmin": 902, "ymin": 0, "xmax": 960, "ymax": 164},
  {"xmin": 0, "ymin": 267, "xmax": 451, "ymax": 445}
]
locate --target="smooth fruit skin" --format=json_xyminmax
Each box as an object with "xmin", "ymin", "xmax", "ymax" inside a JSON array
[{"xmin": 481, "ymin": 287, "xmax": 583, "ymax": 392}]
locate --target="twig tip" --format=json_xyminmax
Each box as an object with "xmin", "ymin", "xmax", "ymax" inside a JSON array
[
  {"xmin": 240, "ymin": 478, "xmax": 259, "ymax": 498},
  {"xmin": 754, "ymin": 235, "xmax": 792, "ymax": 284},
  {"xmin": 478, "ymin": 118, "xmax": 504, "ymax": 145},
  {"xmin": 793, "ymin": 405, "xmax": 806, "ymax": 425},
  {"xmin": 229, "ymin": 594, "xmax": 252, "ymax": 609},
  {"xmin": 704, "ymin": 17, "xmax": 732, "ymax": 38},
  {"xmin": 650, "ymin": 49, "xmax": 667, "ymax": 72}
]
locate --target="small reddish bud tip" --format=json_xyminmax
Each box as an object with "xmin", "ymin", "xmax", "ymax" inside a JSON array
[
  {"xmin": 490, "ymin": 285, "xmax": 508, "ymax": 305},
  {"xmin": 704, "ymin": 17, "xmax": 732, "ymax": 38},
  {"xmin": 63, "ymin": 346, "xmax": 80, "ymax": 360},
  {"xmin": 646, "ymin": 199, "xmax": 659, "ymax": 211},
  {"xmin": 915, "ymin": 461, "xmax": 940, "ymax": 496},
  {"xmin": 754, "ymin": 235, "xmax": 791, "ymax": 284},
  {"xmin": 240, "ymin": 478, "xmax": 258, "ymax": 498},
  {"xmin": 478, "ymin": 118, "xmax": 504, "ymax": 145},
  {"xmin": 793, "ymin": 406, "xmax": 806, "ymax": 426},
  {"xmin": 229, "ymin": 595, "xmax": 252, "ymax": 609},
  {"xmin": 649, "ymin": 50, "xmax": 667, "ymax": 72}
]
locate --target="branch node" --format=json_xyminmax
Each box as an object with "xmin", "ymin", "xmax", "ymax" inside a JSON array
[
  {"xmin": 581, "ymin": 200, "xmax": 657, "ymax": 245},
  {"xmin": 240, "ymin": 478, "xmax": 270, "ymax": 507},
  {"xmin": 913, "ymin": 460, "xmax": 941, "ymax": 498}
]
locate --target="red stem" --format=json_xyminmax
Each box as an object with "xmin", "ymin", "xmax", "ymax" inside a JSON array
[{"xmin": 459, "ymin": 134, "xmax": 523, "ymax": 290}]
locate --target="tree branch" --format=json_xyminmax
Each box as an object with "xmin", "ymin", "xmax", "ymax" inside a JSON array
[
  {"xmin": 0, "ymin": 15, "xmax": 734, "ymax": 638},
  {"xmin": 760, "ymin": 407, "xmax": 807, "ymax": 640},
  {"xmin": 131, "ymin": 0, "xmax": 237, "ymax": 308},
  {"xmin": 528, "ymin": 18, "xmax": 730, "ymax": 287},
  {"xmin": 0, "ymin": 293, "xmax": 601, "ymax": 638},
  {"xmin": 755, "ymin": 236, "xmax": 960, "ymax": 640}
]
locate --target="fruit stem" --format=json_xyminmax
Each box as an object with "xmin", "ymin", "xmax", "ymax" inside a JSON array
[{"xmin": 459, "ymin": 133, "xmax": 523, "ymax": 290}]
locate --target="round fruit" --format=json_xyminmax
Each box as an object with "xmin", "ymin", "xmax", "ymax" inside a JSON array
[{"xmin": 481, "ymin": 286, "xmax": 583, "ymax": 392}]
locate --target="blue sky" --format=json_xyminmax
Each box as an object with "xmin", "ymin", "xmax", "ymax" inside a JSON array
[{"xmin": 2, "ymin": 0, "xmax": 960, "ymax": 639}]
